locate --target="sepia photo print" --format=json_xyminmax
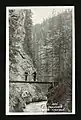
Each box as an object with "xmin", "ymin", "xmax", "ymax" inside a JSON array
[{"xmin": 6, "ymin": 6, "xmax": 75, "ymax": 115}]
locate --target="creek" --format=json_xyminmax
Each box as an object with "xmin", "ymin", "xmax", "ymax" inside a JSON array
[{"xmin": 23, "ymin": 101, "xmax": 47, "ymax": 113}]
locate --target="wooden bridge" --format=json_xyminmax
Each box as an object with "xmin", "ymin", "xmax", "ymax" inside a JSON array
[{"xmin": 9, "ymin": 80, "xmax": 53, "ymax": 84}]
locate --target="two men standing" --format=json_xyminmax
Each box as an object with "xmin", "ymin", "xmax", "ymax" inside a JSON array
[{"xmin": 24, "ymin": 71, "xmax": 36, "ymax": 82}]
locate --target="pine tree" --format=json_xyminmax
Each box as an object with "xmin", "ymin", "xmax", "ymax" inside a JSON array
[{"xmin": 24, "ymin": 9, "xmax": 33, "ymax": 57}]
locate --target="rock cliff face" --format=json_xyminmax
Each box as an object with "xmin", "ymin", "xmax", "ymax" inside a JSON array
[
  {"xmin": 9, "ymin": 9, "xmax": 46, "ymax": 112},
  {"xmin": 9, "ymin": 9, "xmax": 35, "ymax": 81}
]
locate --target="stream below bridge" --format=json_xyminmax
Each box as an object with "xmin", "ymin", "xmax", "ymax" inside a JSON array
[{"xmin": 23, "ymin": 101, "xmax": 47, "ymax": 113}]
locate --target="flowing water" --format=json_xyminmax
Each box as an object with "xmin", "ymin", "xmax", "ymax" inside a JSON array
[{"xmin": 23, "ymin": 101, "xmax": 47, "ymax": 113}]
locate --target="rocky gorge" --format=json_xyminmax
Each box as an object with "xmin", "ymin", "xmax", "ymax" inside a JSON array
[
  {"xmin": 9, "ymin": 8, "xmax": 72, "ymax": 112},
  {"xmin": 9, "ymin": 9, "xmax": 47, "ymax": 112}
]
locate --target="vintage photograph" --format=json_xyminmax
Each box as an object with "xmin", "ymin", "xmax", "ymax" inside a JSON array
[{"xmin": 6, "ymin": 6, "xmax": 75, "ymax": 115}]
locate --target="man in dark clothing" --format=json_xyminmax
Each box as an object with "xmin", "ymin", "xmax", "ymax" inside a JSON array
[
  {"xmin": 25, "ymin": 72, "xmax": 28, "ymax": 81},
  {"xmin": 33, "ymin": 72, "xmax": 36, "ymax": 81}
]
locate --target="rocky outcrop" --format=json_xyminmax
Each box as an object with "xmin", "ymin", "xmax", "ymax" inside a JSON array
[
  {"xmin": 9, "ymin": 9, "xmax": 46, "ymax": 112},
  {"xmin": 9, "ymin": 9, "xmax": 35, "ymax": 81}
]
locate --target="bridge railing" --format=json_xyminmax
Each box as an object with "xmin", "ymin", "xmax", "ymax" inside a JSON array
[
  {"xmin": 9, "ymin": 80, "xmax": 53, "ymax": 84},
  {"xmin": 9, "ymin": 75, "xmax": 56, "ymax": 85}
]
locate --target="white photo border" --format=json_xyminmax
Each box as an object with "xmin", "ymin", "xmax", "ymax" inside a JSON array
[{"xmin": 6, "ymin": 6, "xmax": 75, "ymax": 115}]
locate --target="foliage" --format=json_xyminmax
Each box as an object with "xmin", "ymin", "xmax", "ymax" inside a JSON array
[
  {"xmin": 24, "ymin": 9, "xmax": 33, "ymax": 57},
  {"xmin": 9, "ymin": 9, "xmax": 46, "ymax": 112},
  {"xmin": 9, "ymin": 84, "xmax": 25, "ymax": 112},
  {"xmin": 32, "ymin": 9, "xmax": 72, "ymax": 112},
  {"xmin": 9, "ymin": 83, "xmax": 47, "ymax": 112},
  {"xmin": 9, "ymin": 8, "xmax": 72, "ymax": 112}
]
